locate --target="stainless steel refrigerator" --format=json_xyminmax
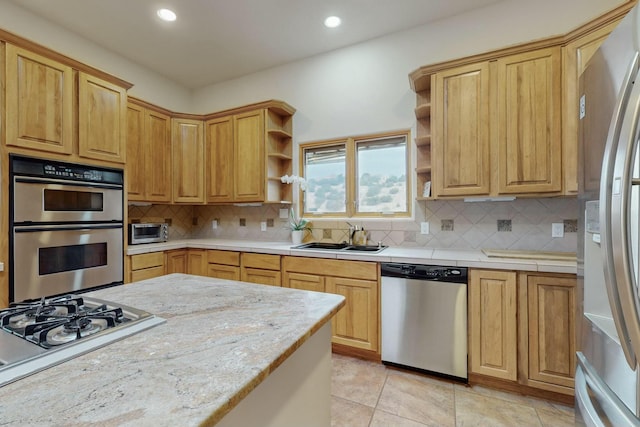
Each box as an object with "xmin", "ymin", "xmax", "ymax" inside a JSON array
[{"xmin": 577, "ymin": 5, "xmax": 640, "ymax": 425}]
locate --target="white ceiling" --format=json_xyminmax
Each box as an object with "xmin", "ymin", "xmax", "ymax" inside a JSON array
[{"xmin": 7, "ymin": 0, "xmax": 502, "ymax": 89}]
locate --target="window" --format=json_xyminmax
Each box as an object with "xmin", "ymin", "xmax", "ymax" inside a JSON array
[{"xmin": 300, "ymin": 130, "xmax": 410, "ymax": 218}]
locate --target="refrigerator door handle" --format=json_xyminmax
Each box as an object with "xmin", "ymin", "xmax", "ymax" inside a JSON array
[
  {"xmin": 575, "ymin": 352, "xmax": 640, "ymax": 427},
  {"xmin": 600, "ymin": 53, "xmax": 640, "ymax": 368}
]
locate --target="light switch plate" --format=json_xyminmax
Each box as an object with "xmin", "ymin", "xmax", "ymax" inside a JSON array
[
  {"xmin": 420, "ymin": 222, "xmax": 430, "ymax": 235},
  {"xmin": 260, "ymin": 221, "xmax": 267, "ymax": 232},
  {"xmin": 211, "ymin": 219, "xmax": 218, "ymax": 229},
  {"xmin": 552, "ymin": 223, "xmax": 564, "ymax": 238}
]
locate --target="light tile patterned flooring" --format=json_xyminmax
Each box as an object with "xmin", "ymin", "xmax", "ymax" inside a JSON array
[{"xmin": 331, "ymin": 354, "xmax": 575, "ymax": 427}]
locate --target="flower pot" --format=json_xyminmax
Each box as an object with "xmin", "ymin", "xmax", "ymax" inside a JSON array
[{"xmin": 291, "ymin": 230, "xmax": 304, "ymax": 245}]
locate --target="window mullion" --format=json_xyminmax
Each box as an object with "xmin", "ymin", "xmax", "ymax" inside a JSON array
[{"xmin": 345, "ymin": 138, "xmax": 356, "ymax": 217}]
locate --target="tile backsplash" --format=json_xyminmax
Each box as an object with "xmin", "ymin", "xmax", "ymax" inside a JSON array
[{"xmin": 128, "ymin": 197, "xmax": 578, "ymax": 252}]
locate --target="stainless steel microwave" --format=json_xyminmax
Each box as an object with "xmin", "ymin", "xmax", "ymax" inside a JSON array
[{"xmin": 129, "ymin": 223, "xmax": 168, "ymax": 245}]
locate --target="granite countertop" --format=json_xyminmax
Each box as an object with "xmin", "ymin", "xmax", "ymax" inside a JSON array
[
  {"xmin": 0, "ymin": 274, "xmax": 345, "ymax": 426},
  {"xmin": 127, "ymin": 239, "xmax": 577, "ymax": 274}
]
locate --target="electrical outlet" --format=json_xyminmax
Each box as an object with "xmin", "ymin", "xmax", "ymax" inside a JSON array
[
  {"xmin": 552, "ymin": 223, "xmax": 564, "ymax": 238},
  {"xmin": 420, "ymin": 222, "xmax": 430, "ymax": 235},
  {"xmin": 279, "ymin": 208, "xmax": 289, "ymax": 219},
  {"xmin": 260, "ymin": 221, "xmax": 267, "ymax": 232},
  {"xmin": 211, "ymin": 219, "xmax": 218, "ymax": 229}
]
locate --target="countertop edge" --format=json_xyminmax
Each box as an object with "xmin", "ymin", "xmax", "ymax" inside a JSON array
[{"xmin": 126, "ymin": 239, "xmax": 577, "ymax": 274}]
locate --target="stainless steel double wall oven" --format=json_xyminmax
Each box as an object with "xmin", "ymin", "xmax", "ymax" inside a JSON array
[{"xmin": 9, "ymin": 155, "xmax": 124, "ymax": 303}]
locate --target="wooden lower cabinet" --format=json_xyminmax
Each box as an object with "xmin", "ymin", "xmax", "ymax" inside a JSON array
[
  {"xmin": 282, "ymin": 256, "xmax": 379, "ymax": 354},
  {"xmin": 130, "ymin": 252, "xmax": 165, "ymax": 282},
  {"xmin": 187, "ymin": 249, "xmax": 208, "ymax": 276},
  {"xmin": 520, "ymin": 273, "xmax": 576, "ymax": 393},
  {"xmin": 469, "ymin": 268, "xmax": 576, "ymax": 398},
  {"xmin": 241, "ymin": 253, "xmax": 281, "ymax": 286},
  {"xmin": 469, "ymin": 269, "xmax": 518, "ymax": 381},
  {"xmin": 326, "ymin": 277, "xmax": 378, "ymax": 352},
  {"xmin": 207, "ymin": 250, "xmax": 240, "ymax": 280},
  {"xmin": 166, "ymin": 250, "xmax": 188, "ymax": 273}
]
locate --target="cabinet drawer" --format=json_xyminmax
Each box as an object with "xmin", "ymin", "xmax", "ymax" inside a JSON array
[
  {"xmin": 207, "ymin": 250, "xmax": 240, "ymax": 266},
  {"xmin": 131, "ymin": 252, "xmax": 164, "ymax": 270},
  {"xmin": 208, "ymin": 263, "xmax": 240, "ymax": 280},
  {"xmin": 283, "ymin": 256, "xmax": 377, "ymax": 281},
  {"xmin": 131, "ymin": 265, "xmax": 165, "ymax": 282},
  {"xmin": 241, "ymin": 253, "xmax": 280, "ymax": 270}
]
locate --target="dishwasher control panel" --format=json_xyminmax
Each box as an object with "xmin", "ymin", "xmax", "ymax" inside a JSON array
[{"xmin": 380, "ymin": 263, "xmax": 467, "ymax": 283}]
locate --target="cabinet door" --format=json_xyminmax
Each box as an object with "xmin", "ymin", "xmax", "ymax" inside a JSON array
[
  {"xmin": 241, "ymin": 268, "xmax": 281, "ymax": 287},
  {"xmin": 527, "ymin": 275, "xmax": 576, "ymax": 389},
  {"xmin": 188, "ymin": 249, "xmax": 208, "ymax": 276},
  {"xmin": 564, "ymin": 20, "xmax": 620, "ymax": 196},
  {"xmin": 433, "ymin": 62, "xmax": 491, "ymax": 197},
  {"xmin": 283, "ymin": 272, "xmax": 325, "ymax": 293},
  {"xmin": 325, "ymin": 277, "xmax": 378, "ymax": 352},
  {"xmin": 234, "ymin": 110, "xmax": 265, "ymax": 202},
  {"xmin": 207, "ymin": 264, "xmax": 240, "ymax": 281},
  {"xmin": 496, "ymin": 47, "xmax": 562, "ymax": 194},
  {"xmin": 172, "ymin": 118, "xmax": 204, "ymax": 203},
  {"xmin": 5, "ymin": 44, "xmax": 73, "ymax": 154},
  {"xmin": 469, "ymin": 269, "xmax": 517, "ymax": 381},
  {"xmin": 205, "ymin": 116, "xmax": 234, "ymax": 202},
  {"xmin": 78, "ymin": 72, "xmax": 127, "ymax": 163},
  {"xmin": 126, "ymin": 103, "xmax": 145, "ymax": 200},
  {"xmin": 166, "ymin": 250, "xmax": 188, "ymax": 274},
  {"xmin": 145, "ymin": 110, "xmax": 172, "ymax": 202}
]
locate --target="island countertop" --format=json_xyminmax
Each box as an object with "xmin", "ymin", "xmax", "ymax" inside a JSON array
[{"xmin": 0, "ymin": 274, "xmax": 345, "ymax": 426}]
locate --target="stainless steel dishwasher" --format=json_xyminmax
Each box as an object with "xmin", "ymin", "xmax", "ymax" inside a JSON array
[{"xmin": 381, "ymin": 263, "xmax": 468, "ymax": 381}]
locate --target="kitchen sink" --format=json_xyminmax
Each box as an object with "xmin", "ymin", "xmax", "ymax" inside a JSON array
[
  {"xmin": 292, "ymin": 242, "xmax": 387, "ymax": 253},
  {"xmin": 294, "ymin": 242, "xmax": 350, "ymax": 250}
]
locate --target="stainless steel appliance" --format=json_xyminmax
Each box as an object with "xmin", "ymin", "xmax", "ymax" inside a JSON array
[
  {"xmin": 577, "ymin": 5, "xmax": 640, "ymax": 425},
  {"xmin": 0, "ymin": 293, "xmax": 165, "ymax": 387},
  {"xmin": 9, "ymin": 155, "xmax": 124, "ymax": 303},
  {"xmin": 129, "ymin": 222, "xmax": 169, "ymax": 245},
  {"xmin": 380, "ymin": 263, "xmax": 467, "ymax": 381}
]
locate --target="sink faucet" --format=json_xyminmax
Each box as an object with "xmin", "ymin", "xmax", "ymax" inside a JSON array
[{"xmin": 346, "ymin": 222, "xmax": 358, "ymax": 245}]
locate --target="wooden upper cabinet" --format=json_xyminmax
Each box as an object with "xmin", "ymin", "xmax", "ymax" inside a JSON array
[
  {"xmin": 145, "ymin": 110, "xmax": 172, "ymax": 201},
  {"xmin": 433, "ymin": 62, "xmax": 491, "ymax": 197},
  {"xmin": 234, "ymin": 110, "xmax": 265, "ymax": 202},
  {"xmin": 205, "ymin": 116, "xmax": 234, "ymax": 203},
  {"xmin": 126, "ymin": 103, "xmax": 146, "ymax": 199},
  {"xmin": 564, "ymin": 19, "xmax": 621, "ymax": 196},
  {"xmin": 496, "ymin": 47, "xmax": 562, "ymax": 194},
  {"xmin": 78, "ymin": 72, "xmax": 127, "ymax": 163},
  {"xmin": 205, "ymin": 104, "xmax": 293, "ymax": 204},
  {"xmin": 5, "ymin": 44, "xmax": 74, "ymax": 154},
  {"xmin": 127, "ymin": 102, "xmax": 172, "ymax": 202},
  {"xmin": 172, "ymin": 118, "xmax": 204, "ymax": 203}
]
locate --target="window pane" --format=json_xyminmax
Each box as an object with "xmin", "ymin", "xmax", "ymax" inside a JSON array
[
  {"xmin": 356, "ymin": 136, "xmax": 407, "ymax": 213},
  {"xmin": 304, "ymin": 144, "xmax": 346, "ymax": 214}
]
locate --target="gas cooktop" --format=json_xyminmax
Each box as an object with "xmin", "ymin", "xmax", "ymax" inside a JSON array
[{"xmin": 0, "ymin": 294, "xmax": 165, "ymax": 387}]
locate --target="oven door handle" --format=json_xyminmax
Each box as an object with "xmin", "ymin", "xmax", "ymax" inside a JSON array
[
  {"xmin": 14, "ymin": 223, "xmax": 123, "ymax": 233},
  {"xmin": 15, "ymin": 176, "xmax": 123, "ymax": 190}
]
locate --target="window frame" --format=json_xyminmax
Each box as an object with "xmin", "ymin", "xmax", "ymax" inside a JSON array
[{"xmin": 298, "ymin": 129, "xmax": 412, "ymax": 219}]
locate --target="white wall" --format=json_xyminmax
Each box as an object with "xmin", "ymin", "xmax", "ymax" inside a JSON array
[
  {"xmin": 192, "ymin": 0, "xmax": 629, "ymax": 143},
  {"xmin": 0, "ymin": 0, "xmax": 192, "ymax": 112}
]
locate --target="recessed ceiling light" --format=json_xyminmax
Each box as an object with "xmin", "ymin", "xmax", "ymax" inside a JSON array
[
  {"xmin": 324, "ymin": 16, "xmax": 341, "ymax": 28},
  {"xmin": 157, "ymin": 8, "xmax": 177, "ymax": 22}
]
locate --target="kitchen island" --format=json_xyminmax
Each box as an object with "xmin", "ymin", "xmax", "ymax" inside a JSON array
[{"xmin": 0, "ymin": 274, "xmax": 345, "ymax": 426}]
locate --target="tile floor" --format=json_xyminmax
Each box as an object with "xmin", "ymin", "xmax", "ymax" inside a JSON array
[{"xmin": 331, "ymin": 354, "xmax": 575, "ymax": 427}]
